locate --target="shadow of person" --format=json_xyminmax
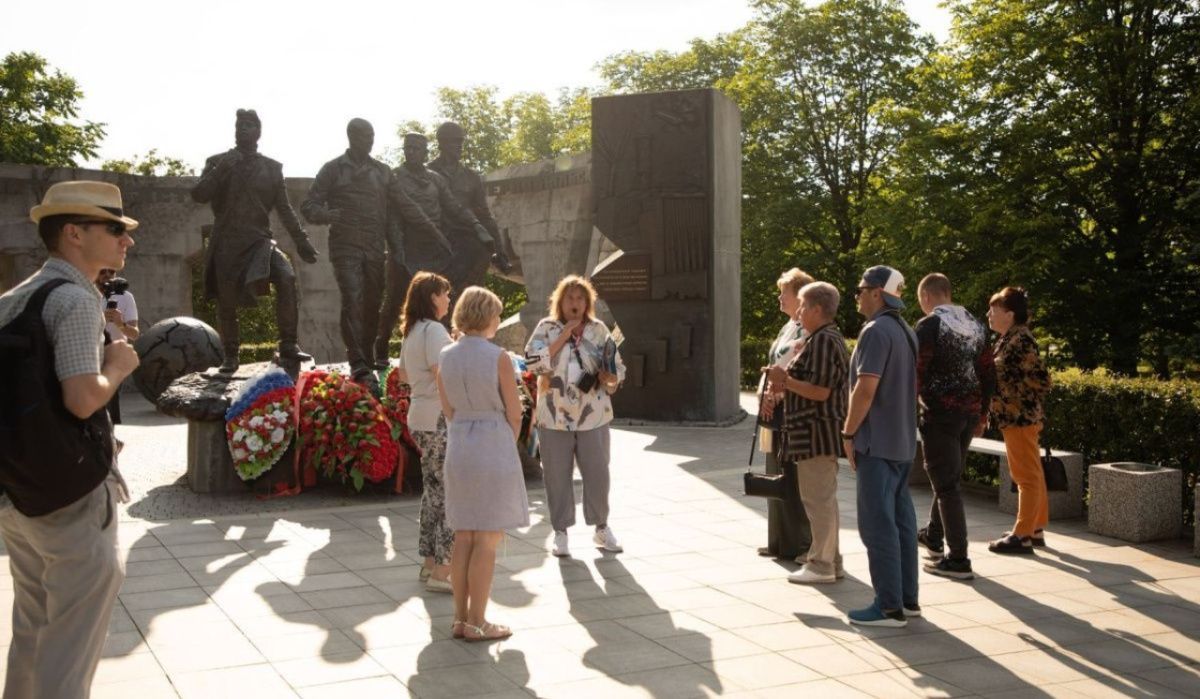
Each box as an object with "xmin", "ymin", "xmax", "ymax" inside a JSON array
[
  {"xmin": 559, "ymin": 556, "xmax": 724, "ymax": 697},
  {"xmin": 250, "ymin": 511, "xmax": 434, "ymax": 662},
  {"xmin": 106, "ymin": 525, "xmax": 283, "ymax": 662}
]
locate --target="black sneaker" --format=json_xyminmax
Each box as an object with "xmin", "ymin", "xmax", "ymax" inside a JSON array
[
  {"xmin": 989, "ymin": 534, "xmax": 1034, "ymax": 555},
  {"xmin": 924, "ymin": 557, "xmax": 975, "ymax": 580},
  {"xmin": 903, "ymin": 602, "xmax": 922, "ymax": 618},
  {"xmin": 918, "ymin": 528, "xmax": 944, "ymax": 557},
  {"xmin": 1031, "ymin": 530, "xmax": 1047, "ymax": 547}
]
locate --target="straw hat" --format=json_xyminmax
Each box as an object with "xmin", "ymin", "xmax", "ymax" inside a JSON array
[{"xmin": 29, "ymin": 181, "xmax": 139, "ymax": 231}]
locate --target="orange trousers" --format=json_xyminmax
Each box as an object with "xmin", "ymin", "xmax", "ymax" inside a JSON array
[{"xmin": 1002, "ymin": 423, "xmax": 1049, "ymax": 537}]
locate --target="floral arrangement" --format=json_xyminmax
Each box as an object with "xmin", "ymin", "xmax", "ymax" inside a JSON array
[
  {"xmin": 297, "ymin": 369, "xmax": 397, "ymax": 490},
  {"xmin": 225, "ymin": 367, "xmax": 296, "ymax": 481},
  {"xmin": 379, "ymin": 366, "xmax": 414, "ymax": 445}
]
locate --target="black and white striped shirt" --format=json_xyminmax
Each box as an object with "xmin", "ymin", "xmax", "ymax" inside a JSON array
[{"xmin": 781, "ymin": 323, "xmax": 850, "ymax": 461}]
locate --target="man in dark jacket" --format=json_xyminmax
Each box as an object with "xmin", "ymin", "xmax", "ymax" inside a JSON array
[
  {"xmin": 914, "ymin": 273, "xmax": 996, "ymax": 580},
  {"xmin": 191, "ymin": 109, "xmax": 318, "ymax": 375}
]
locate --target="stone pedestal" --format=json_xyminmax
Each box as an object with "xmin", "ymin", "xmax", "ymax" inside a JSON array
[
  {"xmin": 999, "ymin": 449, "xmax": 1085, "ymax": 520},
  {"xmin": 1194, "ymin": 485, "xmax": 1199, "ymax": 558},
  {"xmin": 187, "ymin": 419, "xmax": 244, "ymax": 494},
  {"xmin": 1088, "ymin": 463, "xmax": 1181, "ymax": 542}
]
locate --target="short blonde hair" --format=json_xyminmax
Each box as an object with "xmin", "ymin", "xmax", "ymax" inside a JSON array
[
  {"xmin": 452, "ymin": 286, "xmax": 503, "ymax": 334},
  {"xmin": 548, "ymin": 274, "xmax": 598, "ymax": 323},
  {"xmin": 777, "ymin": 268, "xmax": 815, "ymax": 296}
]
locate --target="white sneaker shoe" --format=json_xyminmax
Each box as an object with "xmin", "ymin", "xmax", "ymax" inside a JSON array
[
  {"xmin": 552, "ymin": 530, "xmax": 570, "ymax": 557},
  {"xmin": 594, "ymin": 526, "xmax": 623, "ymax": 553},
  {"xmin": 787, "ymin": 565, "xmax": 836, "ymax": 585}
]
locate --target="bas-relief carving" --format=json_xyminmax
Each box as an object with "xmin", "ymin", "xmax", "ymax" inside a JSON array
[{"xmin": 590, "ymin": 89, "xmax": 741, "ymax": 422}]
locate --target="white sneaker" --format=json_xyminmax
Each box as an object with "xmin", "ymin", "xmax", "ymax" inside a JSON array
[
  {"xmin": 552, "ymin": 530, "xmax": 570, "ymax": 557},
  {"xmin": 594, "ymin": 526, "xmax": 623, "ymax": 553},
  {"xmin": 787, "ymin": 565, "xmax": 836, "ymax": 585}
]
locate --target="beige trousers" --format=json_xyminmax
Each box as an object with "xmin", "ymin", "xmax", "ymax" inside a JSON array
[
  {"xmin": 1, "ymin": 480, "xmax": 124, "ymax": 699},
  {"xmin": 794, "ymin": 454, "xmax": 842, "ymax": 576}
]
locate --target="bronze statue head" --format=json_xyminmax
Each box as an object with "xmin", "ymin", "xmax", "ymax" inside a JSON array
[
  {"xmin": 347, "ymin": 118, "xmax": 374, "ymax": 159},
  {"xmin": 235, "ymin": 109, "xmax": 261, "ymax": 149},
  {"xmin": 436, "ymin": 121, "xmax": 465, "ymax": 164},
  {"xmin": 402, "ymin": 132, "xmax": 428, "ymax": 166}
]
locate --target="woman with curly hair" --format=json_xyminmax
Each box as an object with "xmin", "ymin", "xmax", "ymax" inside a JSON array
[{"xmin": 524, "ymin": 275, "xmax": 626, "ymax": 557}]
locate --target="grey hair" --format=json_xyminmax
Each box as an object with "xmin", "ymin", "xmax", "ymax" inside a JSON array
[{"xmin": 799, "ymin": 281, "xmax": 840, "ymax": 319}]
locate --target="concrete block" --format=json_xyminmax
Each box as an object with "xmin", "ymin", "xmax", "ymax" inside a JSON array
[
  {"xmin": 1194, "ymin": 485, "xmax": 1199, "ymax": 558},
  {"xmin": 186, "ymin": 419, "xmax": 245, "ymax": 494},
  {"xmin": 999, "ymin": 449, "xmax": 1085, "ymax": 520},
  {"xmin": 1088, "ymin": 463, "xmax": 1182, "ymax": 543}
]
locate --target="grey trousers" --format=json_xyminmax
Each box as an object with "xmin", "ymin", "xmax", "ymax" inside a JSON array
[
  {"xmin": 539, "ymin": 426, "xmax": 611, "ymax": 532},
  {"xmin": 0, "ymin": 480, "xmax": 125, "ymax": 699}
]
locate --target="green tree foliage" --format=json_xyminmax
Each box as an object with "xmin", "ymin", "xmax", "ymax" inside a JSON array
[
  {"xmin": 0, "ymin": 51, "xmax": 105, "ymax": 166},
  {"xmin": 101, "ymin": 148, "xmax": 195, "ymax": 176},
  {"xmin": 896, "ymin": 0, "xmax": 1200, "ymax": 375},
  {"xmin": 398, "ymin": 86, "xmax": 595, "ymax": 172}
]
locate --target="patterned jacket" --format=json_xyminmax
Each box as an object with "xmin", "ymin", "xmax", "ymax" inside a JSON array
[
  {"xmin": 524, "ymin": 318, "xmax": 626, "ymax": 431},
  {"xmin": 990, "ymin": 325, "xmax": 1051, "ymax": 429}
]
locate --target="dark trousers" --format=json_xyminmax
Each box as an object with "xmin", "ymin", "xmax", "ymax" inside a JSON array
[
  {"xmin": 331, "ymin": 250, "xmax": 385, "ymax": 377},
  {"xmin": 375, "ymin": 257, "xmax": 414, "ymax": 364},
  {"xmin": 217, "ymin": 247, "xmax": 299, "ymax": 357},
  {"xmin": 443, "ymin": 233, "xmax": 491, "ymax": 296},
  {"xmin": 765, "ymin": 447, "xmax": 811, "ymax": 558},
  {"xmin": 919, "ymin": 412, "xmax": 974, "ymax": 560}
]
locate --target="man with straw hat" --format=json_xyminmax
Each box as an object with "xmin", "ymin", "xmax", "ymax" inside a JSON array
[{"xmin": 0, "ymin": 179, "xmax": 140, "ymax": 697}]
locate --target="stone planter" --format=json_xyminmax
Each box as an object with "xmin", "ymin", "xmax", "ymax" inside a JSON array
[
  {"xmin": 999, "ymin": 449, "xmax": 1085, "ymax": 520},
  {"xmin": 1088, "ymin": 463, "xmax": 1181, "ymax": 543}
]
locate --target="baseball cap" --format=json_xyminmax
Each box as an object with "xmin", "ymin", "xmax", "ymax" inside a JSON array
[{"xmin": 860, "ymin": 266, "xmax": 906, "ymax": 310}]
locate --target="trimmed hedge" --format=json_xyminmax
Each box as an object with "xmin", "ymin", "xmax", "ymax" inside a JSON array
[
  {"xmin": 1043, "ymin": 370, "xmax": 1200, "ymax": 527},
  {"xmin": 237, "ymin": 339, "xmax": 404, "ymax": 365}
]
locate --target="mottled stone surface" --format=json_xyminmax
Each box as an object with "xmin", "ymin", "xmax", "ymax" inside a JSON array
[
  {"xmin": 132, "ymin": 316, "xmax": 223, "ymax": 402},
  {"xmin": 1088, "ymin": 462, "xmax": 1182, "ymax": 542},
  {"xmin": 155, "ymin": 361, "xmax": 278, "ymax": 421},
  {"xmin": 999, "ymin": 449, "xmax": 1085, "ymax": 520},
  {"xmin": 1194, "ymin": 484, "xmax": 1199, "ymax": 557}
]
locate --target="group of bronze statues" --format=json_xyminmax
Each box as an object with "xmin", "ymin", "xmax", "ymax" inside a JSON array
[{"xmin": 189, "ymin": 110, "xmax": 509, "ymax": 392}]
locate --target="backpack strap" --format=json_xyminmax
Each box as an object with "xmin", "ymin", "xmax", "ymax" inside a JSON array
[{"xmin": 0, "ymin": 278, "xmax": 75, "ymax": 350}]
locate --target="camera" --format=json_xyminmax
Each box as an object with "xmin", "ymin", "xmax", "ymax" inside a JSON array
[
  {"xmin": 99, "ymin": 277, "xmax": 129, "ymax": 299},
  {"xmin": 576, "ymin": 372, "xmax": 599, "ymax": 393}
]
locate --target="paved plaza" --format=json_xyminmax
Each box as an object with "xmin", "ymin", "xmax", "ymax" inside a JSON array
[{"xmin": 2, "ymin": 395, "xmax": 1198, "ymax": 698}]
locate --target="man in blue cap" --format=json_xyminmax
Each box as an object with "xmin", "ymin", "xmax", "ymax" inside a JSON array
[{"xmin": 841, "ymin": 265, "xmax": 920, "ymax": 627}]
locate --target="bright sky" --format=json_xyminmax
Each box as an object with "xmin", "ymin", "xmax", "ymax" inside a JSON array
[{"xmin": 2, "ymin": 0, "xmax": 951, "ymax": 176}]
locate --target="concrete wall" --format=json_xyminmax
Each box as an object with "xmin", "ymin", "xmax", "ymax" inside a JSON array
[{"xmin": 0, "ymin": 163, "xmax": 343, "ymax": 363}]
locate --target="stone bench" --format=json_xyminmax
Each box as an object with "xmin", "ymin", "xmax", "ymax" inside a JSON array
[{"xmin": 912, "ymin": 435, "xmax": 1084, "ymax": 520}]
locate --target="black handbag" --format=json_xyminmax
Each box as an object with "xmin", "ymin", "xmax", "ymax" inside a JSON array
[
  {"xmin": 1009, "ymin": 445, "xmax": 1069, "ymax": 492},
  {"xmin": 744, "ymin": 382, "xmax": 794, "ymax": 500}
]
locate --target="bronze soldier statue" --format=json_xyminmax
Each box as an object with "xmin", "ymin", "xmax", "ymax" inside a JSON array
[
  {"xmin": 428, "ymin": 121, "xmax": 511, "ymax": 292},
  {"xmin": 374, "ymin": 132, "xmax": 492, "ymax": 362},
  {"xmin": 301, "ymin": 118, "xmax": 448, "ymax": 393},
  {"xmin": 191, "ymin": 109, "xmax": 317, "ymax": 376}
]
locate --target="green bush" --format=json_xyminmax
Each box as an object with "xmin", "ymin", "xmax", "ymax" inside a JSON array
[{"xmin": 1043, "ymin": 370, "xmax": 1200, "ymax": 527}]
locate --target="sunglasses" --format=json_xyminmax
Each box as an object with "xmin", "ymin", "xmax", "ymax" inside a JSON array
[
  {"xmin": 71, "ymin": 219, "xmax": 127, "ymax": 236},
  {"xmin": 855, "ymin": 286, "xmax": 877, "ymax": 297}
]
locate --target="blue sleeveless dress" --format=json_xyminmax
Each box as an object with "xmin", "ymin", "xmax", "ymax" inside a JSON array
[{"xmin": 438, "ymin": 336, "xmax": 530, "ymax": 530}]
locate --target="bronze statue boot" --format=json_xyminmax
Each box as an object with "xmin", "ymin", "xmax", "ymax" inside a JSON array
[
  {"xmin": 276, "ymin": 343, "xmax": 313, "ymax": 379},
  {"xmin": 352, "ymin": 369, "xmax": 381, "ymax": 399},
  {"xmin": 218, "ymin": 345, "xmax": 240, "ymax": 375}
]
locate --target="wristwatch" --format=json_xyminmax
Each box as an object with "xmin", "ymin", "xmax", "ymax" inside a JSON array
[{"xmin": 840, "ymin": 431, "xmax": 856, "ymax": 440}]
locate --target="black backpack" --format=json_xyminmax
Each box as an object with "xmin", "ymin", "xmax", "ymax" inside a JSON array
[{"xmin": 0, "ymin": 278, "xmax": 113, "ymax": 516}]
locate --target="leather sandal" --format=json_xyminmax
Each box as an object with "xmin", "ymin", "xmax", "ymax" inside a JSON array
[
  {"xmin": 463, "ymin": 621, "xmax": 513, "ymax": 642},
  {"xmin": 451, "ymin": 620, "xmax": 465, "ymax": 639}
]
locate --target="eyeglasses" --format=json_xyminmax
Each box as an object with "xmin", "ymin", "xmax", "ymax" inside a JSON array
[
  {"xmin": 71, "ymin": 219, "xmax": 127, "ymax": 236},
  {"xmin": 855, "ymin": 286, "xmax": 877, "ymax": 297}
]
